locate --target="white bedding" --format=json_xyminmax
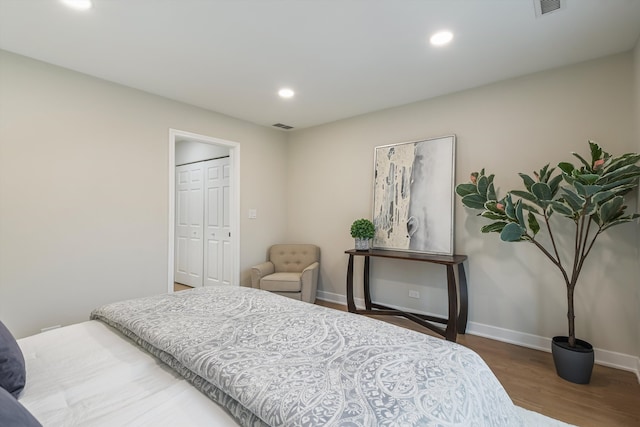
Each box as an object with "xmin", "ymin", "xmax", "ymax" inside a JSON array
[
  {"xmin": 17, "ymin": 321, "xmax": 239, "ymax": 427},
  {"xmin": 15, "ymin": 302, "xmax": 575, "ymax": 427}
]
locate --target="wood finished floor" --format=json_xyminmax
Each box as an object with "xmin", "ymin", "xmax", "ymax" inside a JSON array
[
  {"xmin": 174, "ymin": 283, "xmax": 193, "ymax": 292},
  {"xmin": 173, "ymin": 284, "xmax": 639, "ymax": 426}
]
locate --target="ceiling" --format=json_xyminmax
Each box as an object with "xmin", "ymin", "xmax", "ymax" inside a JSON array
[{"xmin": 1, "ymin": 0, "xmax": 639, "ymax": 130}]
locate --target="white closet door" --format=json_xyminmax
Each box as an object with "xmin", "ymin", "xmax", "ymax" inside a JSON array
[
  {"xmin": 221, "ymin": 160, "xmax": 232, "ymax": 285},
  {"xmin": 175, "ymin": 163, "xmax": 204, "ymax": 287},
  {"xmin": 204, "ymin": 158, "xmax": 231, "ymax": 286}
]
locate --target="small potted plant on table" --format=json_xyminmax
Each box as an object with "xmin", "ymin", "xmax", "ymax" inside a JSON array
[{"xmin": 350, "ymin": 218, "xmax": 375, "ymax": 251}]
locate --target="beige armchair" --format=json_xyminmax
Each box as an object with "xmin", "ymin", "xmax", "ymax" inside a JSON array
[{"xmin": 251, "ymin": 244, "xmax": 320, "ymax": 303}]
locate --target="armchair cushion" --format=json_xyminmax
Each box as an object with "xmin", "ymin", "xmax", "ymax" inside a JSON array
[{"xmin": 260, "ymin": 272, "xmax": 303, "ymax": 292}]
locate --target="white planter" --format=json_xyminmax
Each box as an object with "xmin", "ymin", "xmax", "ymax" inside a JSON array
[{"xmin": 354, "ymin": 238, "xmax": 371, "ymax": 251}]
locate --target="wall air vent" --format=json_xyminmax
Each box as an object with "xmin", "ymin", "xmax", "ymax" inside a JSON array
[
  {"xmin": 534, "ymin": 0, "xmax": 564, "ymax": 17},
  {"xmin": 272, "ymin": 123, "xmax": 294, "ymax": 130}
]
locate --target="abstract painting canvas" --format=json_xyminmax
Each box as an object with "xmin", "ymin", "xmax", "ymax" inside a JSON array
[{"xmin": 372, "ymin": 135, "xmax": 456, "ymax": 255}]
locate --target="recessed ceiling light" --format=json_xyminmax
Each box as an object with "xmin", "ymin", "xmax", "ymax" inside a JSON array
[
  {"xmin": 430, "ymin": 31, "xmax": 453, "ymax": 46},
  {"xmin": 60, "ymin": 0, "xmax": 93, "ymax": 11},
  {"xmin": 278, "ymin": 88, "xmax": 295, "ymax": 99}
]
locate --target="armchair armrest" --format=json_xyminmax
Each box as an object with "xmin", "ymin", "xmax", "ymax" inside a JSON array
[
  {"xmin": 251, "ymin": 261, "xmax": 275, "ymax": 288},
  {"xmin": 300, "ymin": 262, "xmax": 320, "ymax": 303}
]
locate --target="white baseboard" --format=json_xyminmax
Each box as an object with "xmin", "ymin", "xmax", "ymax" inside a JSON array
[
  {"xmin": 468, "ymin": 321, "xmax": 640, "ymax": 380},
  {"xmin": 316, "ymin": 289, "xmax": 349, "ymax": 305},
  {"xmin": 316, "ymin": 290, "xmax": 640, "ymax": 382}
]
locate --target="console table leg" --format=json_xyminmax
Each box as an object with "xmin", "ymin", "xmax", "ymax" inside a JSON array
[
  {"xmin": 457, "ymin": 263, "xmax": 468, "ymax": 334},
  {"xmin": 445, "ymin": 265, "xmax": 458, "ymax": 342},
  {"xmin": 346, "ymin": 255, "xmax": 356, "ymax": 312},
  {"xmin": 363, "ymin": 256, "xmax": 372, "ymax": 310}
]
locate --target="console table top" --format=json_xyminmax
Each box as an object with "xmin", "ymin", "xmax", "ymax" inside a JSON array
[{"xmin": 345, "ymin": 248, "xmax": 467, "ymax": 265}]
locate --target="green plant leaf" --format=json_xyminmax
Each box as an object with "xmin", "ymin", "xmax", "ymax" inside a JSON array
[
  {"xmin": 484, "ymin": 200, "xmax": 503, "ymax": 213},
  {"xmin": 531, "ymin": 182, "xmax": 553, "ymax": 201},
  {"xmin": 574, "ymin": 181, "xmax": 603, "ymax": 197},
  {"xmin": 589, "ymin": 141, "xmax": 603, "ymax": 163},
  {"xmin": 591, "ymin": 190, "xmax": 615, "ymax": 206},
  {"xmin": 558, "ymin": 162, "xmax": 575, "ymax": 175},
  {"xmin": 549, "ymin": 174, "xmax": 564, "ymax": 196},
  {"xmin": 574, "ymin": 173, "xmax": 600, "ymax": 185},
  {"xmin": 560, "ymin": 188, "xmax": 585, "ymax": 211},
  {"xmin": 481, "ymin": 211, "xmax": 506, "ymax": 220},
  {"xmin": 598, "ymin": 196, "xmax": 624, "ymax": 224},
  {"xmin": 477, "ymin": 175, "xmax": 489, "ymax": 197},
  {"xmin": 515, "ymin": 199, "xmax": 526, "ymax": 228},
  {"xmin": 583, "ymin": 200, "xmax": 598, "ymax": 217},
  {"xmin": 461, "ymin": 194, "xmax": 487, "ymax": 210},
  {"xmin": 609, "ymin": 183, "xmax": 640, "ymax": 196},
  {"xmin": 527, "ymin": 212, "xmax": 540, "ymax": 235},
  {"xmin": 481, "ymin": 222, "xmax": 507, "ymax": 233},
  {"xmin": 504, "ymin": 195, "xmax": 516, "ymax": 219},
  {"xmin": 510, "ymin": 190, "xmax": 538, "ymax": 203},
  {"xmin": 549, "ymin": 200, "xmax": 575, "ymax": 217},
  {"xmin": 602, "ymin": 154, "xmax": 640, "ymax": 175},
  {"xmin": 538, "ymin": 164, "xmax": 549, "ymax": 181},
  {"xmin": 601, "ymin": 214, "xmax": 640, "ymax": 231},
  {"xmin": 456, "ymin": 183, "xmax": 478, "ymax": 197},
  {"xmin": 600, "ymin": 177, "xmax": 636, "ymax": 192},
  {"xmin": 486, "ymin": 182, "xmax": 497, "ymax": 201},
  {"xmin": 518, "ymin": 173, "xmax": 535, "ymax": 191},
  {"xmin": 521, "ymin": 203, "xmax": 541, "ymax": 215},
  {"xmin": 599, "ymin": 164, "xmax": 640, "ymax": 183},
  {"xmin": 500, "ymin": 223, "xmax": 525, "ymax": 242},
  {"xmin": 572, "ymin": 151, "xmax": 591, "ymax": 170}
]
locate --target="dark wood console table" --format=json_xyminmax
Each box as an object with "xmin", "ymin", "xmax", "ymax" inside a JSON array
[{"xmin": 345, "ymin": 249, "xmax": 468, "ymax": 342}]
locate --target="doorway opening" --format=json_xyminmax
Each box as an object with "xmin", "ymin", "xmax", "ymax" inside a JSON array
[{"xmin": 167, "ymin": 129, "xmax": 240, "ymax": 294}]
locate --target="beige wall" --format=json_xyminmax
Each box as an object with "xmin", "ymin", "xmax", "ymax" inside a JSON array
[
  {"xmin": 1, "ymin": 47, "xmax": 638, "ymax": 361},
  {"xmin": 0, "ymin": 50, "xmax": 289, "ymax": 338},
  {"xmin": 287, "ymin": 52, "xmax": 639, "ymax": 356}
]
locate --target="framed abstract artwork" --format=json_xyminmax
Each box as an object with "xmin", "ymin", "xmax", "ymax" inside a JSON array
[{"xmin": 372, "ymin": 135, "xmax": 456, "ymax": 255}]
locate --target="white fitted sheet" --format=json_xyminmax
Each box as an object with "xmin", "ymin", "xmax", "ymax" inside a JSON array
[{"xmin": 17, "ymin": 321, "xmax": 240, "ymax": 427}]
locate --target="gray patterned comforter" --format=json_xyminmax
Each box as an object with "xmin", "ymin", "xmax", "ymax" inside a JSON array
[{"xmin": 90, "ymin": 286, "xmax": 524, "ymax": 427}]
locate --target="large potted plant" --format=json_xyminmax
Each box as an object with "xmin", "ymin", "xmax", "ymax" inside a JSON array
[
  {"xmin": 455, "ymin": 141, "xmax": 640, "ymax": 384},
  {"xmin": 350, "ymin": 218, "xmax": 375, "ymax": 250}
]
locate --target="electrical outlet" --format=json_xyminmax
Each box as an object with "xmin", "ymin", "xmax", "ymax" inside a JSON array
[{"xmin": 408, "ymin": 290, "xmax": 420, "ymax": 299}]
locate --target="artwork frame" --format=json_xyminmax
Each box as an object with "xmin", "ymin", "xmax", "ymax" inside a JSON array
[{"xmin": 372, "ymin": 135, "xmax": 456, "ymax": 255}]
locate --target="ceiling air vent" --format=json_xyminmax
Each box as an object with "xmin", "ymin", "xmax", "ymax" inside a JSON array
[
  {"xmin": 534, "ymin": 0, "xmax": 564, "ymax": 17},
  {"xmin": 272, "ymin": 123, "xmax": 294, "ymax": 130}
]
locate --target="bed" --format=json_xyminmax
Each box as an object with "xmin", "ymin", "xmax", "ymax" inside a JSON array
[{"xmin": 7, "ymin": 285, "xmax": 572, "ymax": 426}]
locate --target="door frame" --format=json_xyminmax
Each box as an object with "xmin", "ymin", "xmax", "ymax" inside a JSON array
[{"xmin": 168, "ymin": 128, "xmax": 240, "ymax": 293}]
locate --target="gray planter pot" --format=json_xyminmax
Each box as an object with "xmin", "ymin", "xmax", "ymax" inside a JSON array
[
  {"xmin": 551, "ymin": 336, "xmax": 594, "ymax": 384},
  {"xmin": 354, "ymin": 238, "xmax": 371, "ymax": 251}
]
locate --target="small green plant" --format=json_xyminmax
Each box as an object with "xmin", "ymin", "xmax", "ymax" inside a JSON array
[
  {"xmin": 456, "ymin": 141, "xmax": 640, "ymax": 348},
  {"xmin": 350, "ymin": 218, "xmax": 375, "ymax": 239}
]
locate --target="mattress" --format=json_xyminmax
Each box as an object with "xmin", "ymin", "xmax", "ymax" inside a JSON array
[{"xmin": 17, "ymin": 320, "xmax": 239, "ymax": 427}]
